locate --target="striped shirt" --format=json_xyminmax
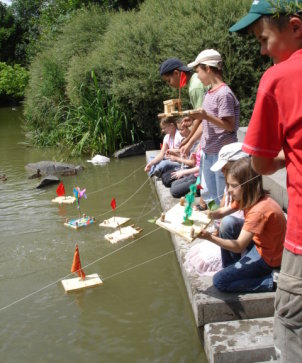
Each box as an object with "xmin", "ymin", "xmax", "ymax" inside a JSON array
[{"xmin": 201, "ymin": 83, "xmax": 240, "ymax": 154}]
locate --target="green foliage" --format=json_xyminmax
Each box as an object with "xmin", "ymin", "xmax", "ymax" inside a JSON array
[
  {"xmin": 27, "ymin": 71, "xmax": 137, "ymax": 155},
  {"xmin": 0, "ymin": 62, "xmax": 29, "ymax": 98},
  {"xmin": 24, "ymin": 0, "xmax": 272, "ymax": 156},
  {"xmin": 0, "ymin": 2, "xmax": 22, "ymax": 64}
]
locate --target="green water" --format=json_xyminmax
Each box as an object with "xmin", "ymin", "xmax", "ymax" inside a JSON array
[{"xmin": 0, "ymin": 107, "xmax": 206, "ymax": 363}]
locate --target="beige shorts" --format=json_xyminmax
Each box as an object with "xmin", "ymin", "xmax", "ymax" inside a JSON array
[{"xmin": 274, "ymin": 248, "xmax": 302, "ymax": 362}]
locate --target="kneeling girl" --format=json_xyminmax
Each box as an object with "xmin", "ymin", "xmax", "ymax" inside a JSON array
[{"xmin": 199, "ymin": 157, "xmax": 286, "ymax": 293}]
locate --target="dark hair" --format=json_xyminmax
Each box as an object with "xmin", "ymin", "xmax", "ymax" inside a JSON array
[
  {"xmin": 199, "ymin": 63, "xmax": 223, "ymax": 76},
  {"xmin": 227, "ymin": 157, "xmax": 268, "ymax": 210},
  {"xmin": 262, "ymin": 14, "xmax": 291, "ymax": 30}
]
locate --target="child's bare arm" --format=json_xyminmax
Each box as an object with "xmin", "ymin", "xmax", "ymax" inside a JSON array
[
  {"xmin": 191, "ymin": 109, "xmax": 235, "ymax": 131},
  {"xmin": 144, "ymin": 145, "xmax": 167, "ymax": 172},
  {"xmin": 207, "ymin": 205, "xmax": 235, "ymax": 220},
  {"xmin": 251, "ymin": 150, "xmax": 285, "ymax": 175},
  {"xmin": 198, "ymin": 228, "xmax": 253, "ymax": 254}
]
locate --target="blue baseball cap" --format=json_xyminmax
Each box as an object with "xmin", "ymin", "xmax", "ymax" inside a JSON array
[
  {"xmin": 159, "ymin": 58, "xmax": 190, "ymax": 76},
  {"xmin": 229, "ymin": 0, "xmax": 302, "ymax": 33}
]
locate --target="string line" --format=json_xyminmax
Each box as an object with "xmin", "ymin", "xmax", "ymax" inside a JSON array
[
  {"xmin": 0, "ymin": 227, "xmax": 161, "ymax": 313},
  {"xmin": 89, "ymin": 163, "xmax": 144, "ymax": 196},
  {"xmin": 0, "ymin": 172, "xmax": 262, "ymax": 312}
]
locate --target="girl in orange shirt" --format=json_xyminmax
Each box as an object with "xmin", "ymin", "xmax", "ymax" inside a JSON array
[{"xmin": 198, "ymin": 157, "xmax": 286, "ymax": 292}]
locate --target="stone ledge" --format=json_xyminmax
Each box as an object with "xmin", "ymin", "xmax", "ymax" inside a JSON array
[
  {"xmin": 149, "ymin": 167, "xmax": 276, "ymax": 328},
  {"xmin": 204, "ymin": 317, "xmax": 276, "ymax": 363}
]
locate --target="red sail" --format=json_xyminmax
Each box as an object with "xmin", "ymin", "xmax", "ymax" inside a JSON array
[
  {"xmin": 56, "ymin": 182, "xmax": 65, "ymax": 197},
  {"xmin": 110, "ymin": 197, "xmax": 116, "ymax": 210},
  {"xmin": 71, "ymin": 245, "xmax": 85, "ymax": 280}
]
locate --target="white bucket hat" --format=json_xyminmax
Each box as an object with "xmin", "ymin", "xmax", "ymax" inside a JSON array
[
  {"xmin": 211, "ymin": 142, "xmax": 249, "ymax": 172},
  {"xmin": 188, "ymin": 49, "xmax": 222, "ymax": 69}
]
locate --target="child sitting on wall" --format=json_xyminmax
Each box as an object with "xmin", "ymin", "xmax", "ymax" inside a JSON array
[
  {"xmin": 145, "ymin": 116, "xmax": 182, "ymax": 177},
  {"xmin": 198, "ymin": 157, "xmax": 286, "ymax": 293}
]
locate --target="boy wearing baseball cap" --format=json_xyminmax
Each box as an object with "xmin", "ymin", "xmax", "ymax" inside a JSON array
[
  {"xmin": 159, "ymin": 58, "xmax": 208, "ymax": 147},
  {"xmin": 229, "ymin": 1, "xmax": 302, "ymax": 360}
]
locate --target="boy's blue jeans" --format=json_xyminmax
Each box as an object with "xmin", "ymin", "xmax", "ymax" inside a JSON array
[
  {"xmin": 213, "ymin": 215, "xmax": 274, "ymax": 293},
  {"xmin": 201, "ymin": 151, "xmax": 225, "ymax": 205}
]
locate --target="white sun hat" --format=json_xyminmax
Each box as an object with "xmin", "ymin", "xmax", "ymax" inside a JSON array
[
  {"xmin": 211, "ymin": 142, "xmax": 249, "ymax": 172},
  {"xmin": 188, "ymin": 49, "xmax": 222, "ymax": 69}
]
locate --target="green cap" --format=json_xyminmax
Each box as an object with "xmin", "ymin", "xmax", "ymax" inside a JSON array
[{"xmin": 229, "ymin": 0, "xmax": 302, "ymax": 32}]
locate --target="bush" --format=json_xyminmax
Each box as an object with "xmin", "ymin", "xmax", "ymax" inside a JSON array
[
  {"xmin": 24, "ymin": 0, "xmax": 271, "ymax": 155},
  {"xmin": 0, "ymin": 62, "xmax": 29, "ymax": 98}
]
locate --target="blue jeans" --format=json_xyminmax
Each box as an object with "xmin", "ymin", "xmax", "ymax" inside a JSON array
[
  {"xmin": 213, "ymin": 215, "xmax": 274, "ymax": 293},
  {"xmin": 219, "ymin": 215, "xmax": 244, "ymax": 268},
  {"xmin": 149, "ymin": 159, "xmax": 179, "ymax": 177},
  {"xmin": 201, "ymin": 151, "xmax": 225, "ymax": 205}
]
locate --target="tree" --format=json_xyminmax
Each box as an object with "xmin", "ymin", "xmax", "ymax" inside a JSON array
[{"xmin": 0, "ymin": 2, "xmax": 22, "ymax": 63}]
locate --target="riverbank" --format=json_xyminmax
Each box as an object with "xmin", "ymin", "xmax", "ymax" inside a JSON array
[{"xmin": 146, "ymin": 128, "xmax": 283, "ymax": 362}]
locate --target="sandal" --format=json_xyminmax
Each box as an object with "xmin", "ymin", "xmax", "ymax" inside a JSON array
[{"xmin": 194, "ymin": 204, "xmax": 207, "ymax": 211}]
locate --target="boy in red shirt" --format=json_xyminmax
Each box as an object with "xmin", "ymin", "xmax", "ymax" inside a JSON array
[{"xmin": 229, "ymin": 0, "xmax": 302, "ymax": 361}]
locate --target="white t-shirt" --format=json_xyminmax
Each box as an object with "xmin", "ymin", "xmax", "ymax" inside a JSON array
[{"xmin": 163, "ymin": 130, "xmax": 183, "ymax": 150}]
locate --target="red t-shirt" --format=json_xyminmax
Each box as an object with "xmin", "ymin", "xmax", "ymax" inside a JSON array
[
  {"xmin": 232, "ymin": 196, "xmax": 286, "ymax": 267},
  {"xmin": 242, "ymin": 49, "xmax": 302, "ymax": 255}
]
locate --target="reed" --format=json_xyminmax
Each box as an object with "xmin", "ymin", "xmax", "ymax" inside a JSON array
[{"xmin": 43, "ymin": 71, "xmax": 140, "ymax": 156}]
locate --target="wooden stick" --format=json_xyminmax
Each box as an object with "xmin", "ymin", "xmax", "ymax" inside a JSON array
[{"xmin": 191, "ymin": 219, "xmax": 213, "ymax": 242}]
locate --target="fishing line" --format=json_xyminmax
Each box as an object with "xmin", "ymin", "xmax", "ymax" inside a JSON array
[
  {"xmin": 95, "ymin": 176, "xmax": 152, "ymax": 218},
  {"xmin": 0, "ymin": 226, "xmax": 162, "ymax": 313},
  {"xmin": 102, "ymin": 248, "xmax": 178, "ymax": 282},
  {"xmin": 0, "ymin": 167, "xmax": 262, "ymax": 312},
  {"xmin": 216, "ymin": 174, "xmax": 261, "ymax": 201},
  {"xmin": 6, "ymin": 164, "xmax": 147, "ymax": 236},
  {"xmin": 89, "ymin": 163, "xmax": 144, "ymax": 196}
]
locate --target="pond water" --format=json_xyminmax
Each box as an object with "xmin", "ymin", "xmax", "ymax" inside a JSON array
[{"xmin": 0, "ymin": 107, "xmax": 206, "ymax": 363}]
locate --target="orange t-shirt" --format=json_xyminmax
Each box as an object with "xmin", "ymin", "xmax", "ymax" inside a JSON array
[{"xmin": 232, "ymin": 196, "xmax": 286, "ymax": 267}]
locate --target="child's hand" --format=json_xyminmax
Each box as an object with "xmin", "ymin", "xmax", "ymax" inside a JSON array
[
  {"xmin": 190, "ymin": 108, "xmax": 207, "ymax": 121},
  {"xmin": 171, "ymin": 170, "xmax": 184, "ymax": 179},
  {"xmin": 180, "ymin": 144, "xmax": 190, "ymax": 157},
  {"xmin": 181, "ymin": 117, "xmax": 193, "ymax": 128},
  {"xmin": 206, "ymin": 210, "xmax": 214, "ymax": 219},
  {"xmin": 197, "ymin": 228, "xmax": 211, "ymax": 240},
  {"xmin": 144, "ymin": 163, "xmax": 152, "ymax": 172}
]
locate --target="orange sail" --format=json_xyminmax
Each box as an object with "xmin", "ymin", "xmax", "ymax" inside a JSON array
[{"xmin": 71, "ymin": 245, "xmax": 85, "ymax": 280}]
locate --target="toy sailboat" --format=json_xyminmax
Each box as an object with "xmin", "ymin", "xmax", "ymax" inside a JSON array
[
  {"xmin": 64, "ymin": 186, "xmax": 95, "ymax": 229},
  {"xmin": 52, "ymin": 182, "xmax": 76, "ymax": 204},
  {"xmin": 61, "ymin": 244, "xmax": 103, "ymax": 292},
  {"xmin": 99, "ymin": 198, "xmax": 142, "ymax": 243},
  {"xmin": 104, "ymin": 225, "xmax": 143, "ymax": 244},
  {"xmin": 99, "ymin": 197, "xmax": 130, "ymax": 228}
]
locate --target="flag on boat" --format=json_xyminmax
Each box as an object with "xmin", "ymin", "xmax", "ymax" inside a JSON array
[
  {"xmin": 71, "ymin": 245, "xmax": 85, "ymax": 280},
  {"xmin": 56, "ymin": 182, "xmax": 65, "ymax": 197},
  {"xmin": 110, "ymin": 198, "xmax": 116, "ymax": 211}
]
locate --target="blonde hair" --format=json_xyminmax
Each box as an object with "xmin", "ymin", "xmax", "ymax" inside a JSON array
[{"xmin": 227, "ymin": 157, "xmax": 268, "ymax": 210}]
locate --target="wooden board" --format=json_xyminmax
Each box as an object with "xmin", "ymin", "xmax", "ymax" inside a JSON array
[
  {"xmin": 157, "ymin": 109, "xmax": 197, "ymax": 118},
  {"xmin": 52, "ymin": 196, "xmax": 76, "ymax": 204},
  {"xmin": 156, "ymin": 203, "xmax": 211, "ymax": 242},
  {"xmin": 99, "ymin": 216, "xmax": 130, "ymax": 229},
  {"xmin": 104, "ymin": 225, "xmax": 142, "ymax": 244},
  {"xmin": 61, "ymin": 273, "xmax": 103, "ymax": 292},
  {"xmin": 64, "ymin": 216, "xmax": 95, "ymax": 229}
]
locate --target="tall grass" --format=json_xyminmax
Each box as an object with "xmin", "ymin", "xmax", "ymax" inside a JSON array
[{"xmin": 28, "ymin": 71, "xmax": 140, "ymax": 156}]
